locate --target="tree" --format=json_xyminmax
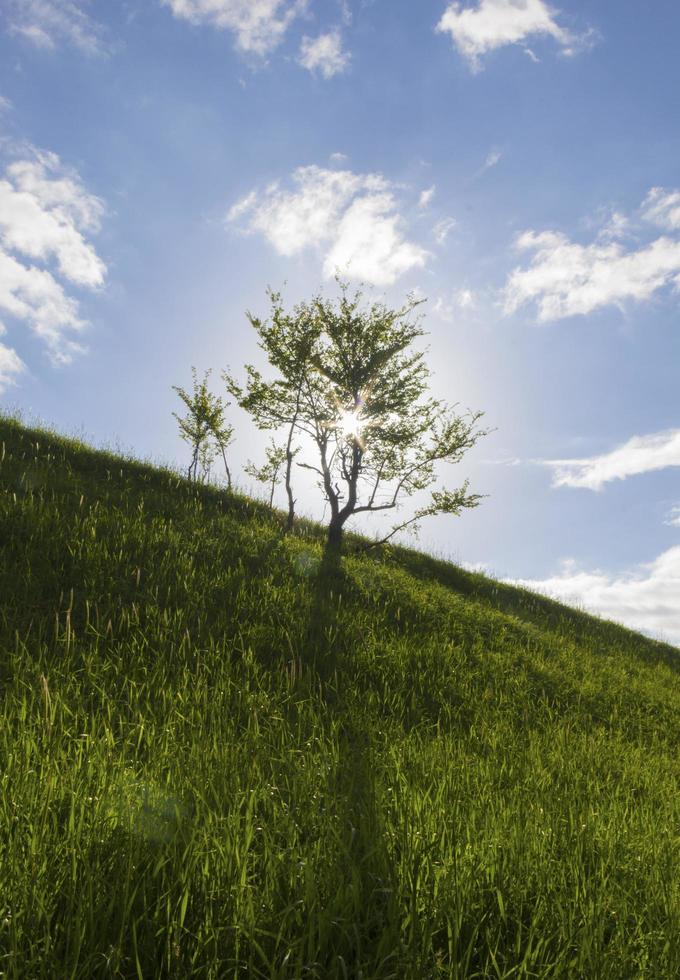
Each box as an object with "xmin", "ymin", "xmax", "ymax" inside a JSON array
[
  {"xmin": 229, "ymin": 283, "xmax": 488, "ymax": 553},
  {"xmin": 172, "ymin": 368, "xmax": 234, "ymax": 487},
  {"xmin": 224, "ymin": 292, "xmax": 320, "ymax": 531},
  {"xmin": 244, "ymin": 438, "xmax": 289, "ymax": 509}
]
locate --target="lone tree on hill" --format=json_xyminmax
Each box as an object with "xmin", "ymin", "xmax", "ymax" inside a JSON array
[
  {"xmin": 227, "ymin": 283, "xmax": 488, "ymax": 553},
  {"xmin": 172, "ymin": 368, "xmax": 234, "ymax": 487}
]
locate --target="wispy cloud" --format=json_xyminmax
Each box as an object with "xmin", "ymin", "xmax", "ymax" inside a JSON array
[
  {"xmin": 433, "ymin": 216, "xmax": 457, "ymax": 245},
  {"xmin": 642, "ymin": 187, "xmax": 680, "ymax": 232},
  {"xmin": 665, "ymin": 506, "xmax": 680, "ymax": 528},
  {"xmin": 513, "ymin": 548, "xmax": 680, "ymax": 646},
  {"xmin": 4, "ymin": 0, "xmax": 107, "ymax": 55},
  {"xmin": 418, "ymin": 185, "xmax": 436, "ymax": 209},
  {"xmin": 595, "ymin": 209, "xmax": 631, "ymax": 242},
  {"xmin": 456, "ymin": 287, "xmax": 475, "ymax": 308},
  {"xmin": 0, "ymin": 146, "xmax": 106, "ymax": 366},
  {"xmin": 0, "ymin": 325, "xmax": 25, "ymax": 393},
  {"xmin": 436, "ymin": 0, "xmax": 594, "ymax": 72},
  {"xmin": 227, "ymin": 164, "xmax": 429, "ymax": 286},
  {"xmin": 298, "ymin": 29, "xmax": 350, "ymax": 78},
  {"xmin": 481, "ymin": 147, "xmax": 502, "ymax": 172},
  {"xmin": 471, "ymin": 147, "xmax": 503, "ymax": 180},
  {"xmin": 433, "ymin": 288, "xmax": 476, "ymax": 320},
  {"xmin": 544, "ymin": 430, "xmax": 680, "ymax": 491},
  {"xmin": 162, "ymin": 0, "xmax": 307, "ymax": 55},
  {"xmin": 337, "ymin": 0, "xmax": 352, "ymax": 26}
]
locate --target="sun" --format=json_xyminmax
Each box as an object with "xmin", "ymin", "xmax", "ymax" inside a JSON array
[{"xmin": 337, "ymin": 408, "xmax": 363, "ymax": 441}]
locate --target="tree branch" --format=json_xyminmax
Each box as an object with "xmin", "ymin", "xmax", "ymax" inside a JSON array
[{"xmin": 349, "ymin": 513, "xmax": 423, "ymax": 554}]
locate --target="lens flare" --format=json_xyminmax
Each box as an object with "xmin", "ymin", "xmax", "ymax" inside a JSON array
[{"xmin": 337, "ymin": 409, "xmax": 363, "ymax": 440}]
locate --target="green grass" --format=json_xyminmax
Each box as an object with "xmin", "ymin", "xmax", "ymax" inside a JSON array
[{"xmin": 1, "ymin": 415, "xmax": 679, "ymax": 979}]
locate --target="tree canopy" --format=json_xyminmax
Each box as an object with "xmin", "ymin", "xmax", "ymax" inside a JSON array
[{"xmin": 227, "ymin": 283, "xmax": 488, "ymax": 552}]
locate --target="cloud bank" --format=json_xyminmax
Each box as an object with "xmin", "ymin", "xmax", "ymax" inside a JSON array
[
  {"xmin": 514, "ymin": 547, "xmax": 680, "ymax": 646},
  {"xmin": 228, "ymin": 164, "xmax": 429, "ymax": 285}
]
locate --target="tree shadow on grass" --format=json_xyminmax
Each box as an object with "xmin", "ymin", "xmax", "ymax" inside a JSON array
[
  {"xmin": 304, "ymin": 545, "xmax": 345, "ymax": 685},
  {"xmin": 295, "ymin": 548, "xmax": 410, "ymax": 977}
]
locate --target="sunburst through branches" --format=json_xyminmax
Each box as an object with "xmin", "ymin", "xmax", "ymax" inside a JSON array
[{"xmin": 333, "ymin": 391, "xmax": 370, "ymax": 447}]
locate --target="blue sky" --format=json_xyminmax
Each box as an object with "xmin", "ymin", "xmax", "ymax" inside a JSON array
[{"xmin": 1, "ymin": 0, "xmax": 679, "ymax": 643}]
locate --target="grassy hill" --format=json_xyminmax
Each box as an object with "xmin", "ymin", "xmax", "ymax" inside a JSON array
[{"xmin": 1, "ymin": 415, "xmax": 679, "ymax": 979}]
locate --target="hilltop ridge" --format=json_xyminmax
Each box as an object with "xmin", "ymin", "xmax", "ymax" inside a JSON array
[{"xmin": 1, "ymin": 416, "xmax": 679, "ymax": 979}]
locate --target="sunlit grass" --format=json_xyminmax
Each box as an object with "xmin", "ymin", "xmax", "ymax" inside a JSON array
[{"xmin": 1, "ymin": 415, "xmax": 679, "ymax": 978}]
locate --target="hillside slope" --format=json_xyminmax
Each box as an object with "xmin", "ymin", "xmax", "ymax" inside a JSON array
[{"xmin": 1, "ymin": 417, "xmax": 679, "ymax": 979}]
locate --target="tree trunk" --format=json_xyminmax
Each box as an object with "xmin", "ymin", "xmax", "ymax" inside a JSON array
[
  {"xmin": 189, "ymin": 444, "xmax": 199, "ymax": 483},
  {"xmin": 284, "ymin": 420, "xmax": 296, "ymax": 533},
  {"xmin": 218, "ymin": 442, "xmax": 232, "ymax": 490},
  {"xmin": 326, "ymin": 517, "xmax": 344, "ymax": 553},
  {"xmin": 285, "ymin": 468, "xmax": 295, "ymax": 532}
]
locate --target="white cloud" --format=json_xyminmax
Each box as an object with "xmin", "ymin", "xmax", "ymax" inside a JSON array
[
  {"xmin": 0, "ymin": 153, "xmax": 106, "ymax": 287},
  {"xmin": 665, "ymin": 506, "xmax": 680, "ymax": 528},
  {"xmin": 0, "ymin": 249, "xmax": 86, "ymax": 363},
  {"xmin": 162, "ymin": 0, "xmax": 306, "ymax": 55},
  {"xmin": 504, "ymin": 229, "xmax": 680, "ymax": 322},
  {"xmin": 433, "ymin": 216, "xmax": 457, "ymax": 245},
  {"xmin": 436, "ymin": 0, "xmax": 588, "ymax": 71},
  {"xmin": 504, "ymin": 190, "xmax": 680, "ymax": 322},
  {"xmin": 513, "ymin": 548, "xmax": 680, "ymax": 647},
  {"xmin": 544, "ymin": 430, "xmax": 680, "ymax": 491},
  {"xmin": 228, "ymin": 164, "xmax": 429, "ymax": 285},
  {"xmin": 4, "ymin": 0, "xmax": 107, "ymax": 54},
  {"xmin": 0, "ymin": 147, "xmax": 105, "ymax": 366},
  {"xmin": 642, "ymin": 187, "xmax": 680, "ymax": 232},
  {"xmin": 330, "ymin": 151, "xmax": 348, "ymax": 164},
  {"xmin": 324, "ymin": 193, "xmax": 428, "ymax": 286},
  {"xmin": 419, "ymin": 185, "xmax": 436, "ymax": 209},
  {"xmin": 298, "ymin": 30, "xmax": 350, "ymax": 78},
  {"xmin": 0, "ymin": 96, "xmax": 12, "ymax": 114},
  {"xmin": 229, "ymin": 166, "xmax": 367, "ymax": 254},
  {"xmin": 0, "ymin": 340, "xmax": 25, "ymax": 392}
]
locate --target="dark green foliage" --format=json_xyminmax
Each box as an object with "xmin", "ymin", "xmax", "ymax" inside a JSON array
[{"xmin": 1, "ymin": 416, "xmax": 679, "ymax": 978}]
